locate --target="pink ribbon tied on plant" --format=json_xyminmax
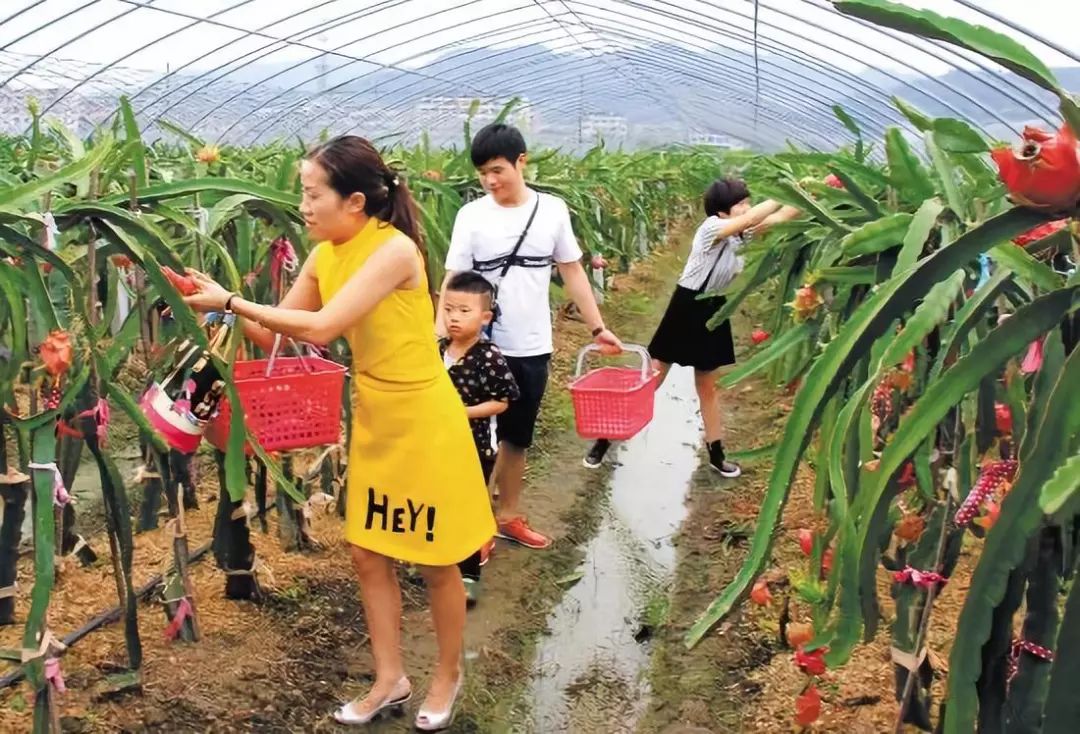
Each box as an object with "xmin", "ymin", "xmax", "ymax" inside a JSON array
[
  {"xmin": 1008, "ymin": 639, "xmax": 1054, "ymax": 686},
  {"xmin": 164, "ymin": 597, "xmax": 193, "ymax": 642},
  {"xmin": 1020, "ymin": 337, "xmax": 1045, "ymax": 374},
  {"xmin": 270, "ymin": 237, "xmax": 298, "ymax": 290},
  {"xmin": 44, "ymin": 657, "xmax": 66, "ymax": 694},
  {"xmin": 75, "ymin": 399, "xmax": 111, "ymax": 442},
  {"xmin": 893, "ymin": 566, "xmax": 947, "ymax": 589},
  {"xmin": 28, "ymin": 461, "xmax": 70, "ymax": 506}
]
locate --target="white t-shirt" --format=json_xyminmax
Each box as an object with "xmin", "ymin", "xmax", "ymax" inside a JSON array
[
  {"xmin": 677, "ymin": 216, "xmax": 746, "ymax": 292},
  {"xmin": 445, "ymin": 189, "xmax": 583, "ymax": 357}
]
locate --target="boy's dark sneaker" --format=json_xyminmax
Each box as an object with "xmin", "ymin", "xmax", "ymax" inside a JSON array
[
  {"xmin": 463, "ymin": 578, "xmax": 480, "ymax": 608},
  {"xmin": 583, "ymin": 439, "xmax": 611, "ymax": 469},
  {"xmin": 708, "ymin": 440, "xmax": 742, "ymax": 478}
]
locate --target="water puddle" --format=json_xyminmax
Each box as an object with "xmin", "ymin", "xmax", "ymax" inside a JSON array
[{"xmin": 523, "ymin": 368, "xmax": 701, "ymax": 732}]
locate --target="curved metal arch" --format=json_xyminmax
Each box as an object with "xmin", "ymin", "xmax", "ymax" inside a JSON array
[
  {"xmin": 569, "ymin": 0, "xmax": 915, "ymax": 127},
  {"xmin": 38, "ymin": 0, "xmax": 259, "ymax": 121},
  {"xmin": 395, "ymin": 75, "xmax": 828, "ymax": 152},
  {"xmin": 550, "ymin": 4, "xmax": 906, "ymax": 134},
  {"xmin": 270, "ymin": 12, "xmax": 880, "ymax": 150},
  {"xmin": 120, "ymin": 0, "xmax": 359, "ymax": 116},
  {"xmin": 372, "ymin": 28, "xmax": 875, "ymax": 143},
  {"xmin": 286, "ymin": 36, "xmax": 854, "ymax": 153},
  {"xmin": 0, "ymin": 2, "xmax": 49, "ymax": 35},
  {"xmin": 269, "ymin": 40, "xmax": 837, "ymax": 153},
  {"xmin": 743, "ymin": 0, "xmax": 1013, "ymax": 129},
  {"xmin": 129, "ymin": 0, "xmax": 420, "ymax": 125},
  {"xmin": 0, "ymin": 0, "xmax": 135, "ymax": 89},
  {"xmin": 134, "ymin": 0, "xmax": 500, "ymax": 135},
  {"xmin": 236, "ymin": 15, "xmax": 575, "ymax": 144},
  {"xmin": 529, "ymin": 0, "xmax": 700, "ymax": 135},
  {"xmin": 953, "ymin": 0, "xmax": 1079, "ymax": 65},
  {"xmin": 247, "ymin": 0, "xmax": 917, "ymax": 147},
  {"xmin": 613, "ymin": 0, "xmax": 997, "ymax": 136},
  {"xmin": 384, "ymin": 54, "xmax": 848, "ymax": 151},
  {"xmin": 517, "ymin": 45, "xmax": 859, "ymax": 145},
  {"xmin": 798, "ymin": 0, "xmax": 1055, "ymax": 126},
  {"xmin": 0, "ymin": 0, "xmax": 100, "ymax": 53}
]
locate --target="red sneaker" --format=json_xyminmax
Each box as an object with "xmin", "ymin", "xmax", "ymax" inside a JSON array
[
  {"xmin": 496, "ymin": 517, "xmax": 551, "ymax": 550},
  {"xmin": 479, "ymin": 538, "xmax": 495, "ymax": 567}
]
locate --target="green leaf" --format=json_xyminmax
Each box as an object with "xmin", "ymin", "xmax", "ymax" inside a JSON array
[
  {"xmin": 894, "ymin": 198, "xmax": 943, "ymax": 274},
  {"xmin": 814, "ymin": 266, "xmax": 877, "ymax": 285},
  {"xmin": 880, "ymin": 269, "xmax": 965, "ymax": 368},
  {"xmin": 719, "ymin": 322, "xmax": 817, "ymax": 388},
  {"xmin": 885, "ymin": 128, "xmax": 935, "ymax": 203},
  {"xmin": 1044, "ymin": 552, "xmax": 1080, "ymax": 733},
  {"xmin": 684, "ymin": 206, "xmax": 1045, "ymax": 649},
  {"xmin": 755, "ymin": 180, "xmax": 849, "ymax": 234},
  {"xmin": 827, "ymin": 167, "xmax": 883, "ymax": 217},
  {"xmin": 931, "ymin": 118, "xmax": 989, "ymax": 153},
  {"xmin": 834, "ymin": 0, "xmax": 1062, "ymax": 94},
  {"xmin": 925, "ymin": 137, "xmax": 966, "ymax": 220},
  {"xmin": 833, "ymin": 104, "xmax": 864, "ymax": 161},
  {"xmin": 156, "ymin": 119, "xmax": 205, "ymax": 148},
  {"xmin": 842, "ymin": 212, "xmax": 914, "ymax": 256},
  {"xmin": 1061, "ymin": 95, "xmax": 1080, "ymax": 140},
  {"xmin": 119, "ymin": 96, "xmax": 147, "ymax": 191},
  {"xmin": 1038, "ymin": 452, "xmax": 1080, "ymax": 515},
  {"xmin": 893, "ymin": 97, "xmax": 933, "ymax": 132},
  {"xmin": 990, "ymin": 243, "xmax": 1064, "ymax": 292},
  {"xmin": 930, "ymin": 269, "xmax": 1012, "ymax": 381},
  {"xmin": 946, "ymin": 340, "xmax": 1080, "ymax": 732},
  {"xmin": 0, "ymin": 139, "xmax": 113, "ymax": 210},
  {"xmin": 96, "ymin": 178, "xmax": 300, "ymax": 212}
]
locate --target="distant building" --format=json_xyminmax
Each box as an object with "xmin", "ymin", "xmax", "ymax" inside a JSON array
[
  {"xmin": 581, "ymin": 113, "xmax": 628, "ymax": 144},
  {"xmin": 413, "ymin": 96, "xmax": 533, "ymax": 138},
  {"xmin": 687, "ymin": 131, "xmax": 743, "ymax": 149}
]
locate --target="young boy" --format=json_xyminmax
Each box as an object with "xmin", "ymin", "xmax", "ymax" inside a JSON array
[
  {"xmin": 438, "ymin": 123, "xmax": 622, "ymax": 550},
  {"xmin": 439, "ymin": 271, "xmax": 520, "ymax": 605}
]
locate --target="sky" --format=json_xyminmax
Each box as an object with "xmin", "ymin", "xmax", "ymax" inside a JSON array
[
  {"xmin": 0, "ymin": 0, "xmax": 1076, "ymax": 80},
  {"xmin": 0, "ymin": 0, "xmax": 1075, "ymax": 146}
]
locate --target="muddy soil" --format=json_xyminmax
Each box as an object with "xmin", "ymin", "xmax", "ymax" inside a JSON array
[{"xmin": 0, "ymin": 232, "xmax": 694, "ymax": 733}]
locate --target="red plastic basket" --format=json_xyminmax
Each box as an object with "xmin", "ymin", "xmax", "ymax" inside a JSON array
[
  {"xmin": 569, "ymin": 344, "xmax": 658, "ymax": 440},
  {"xmin": 205, "ymin": 339, "xmax": 347, "ymax": 453}
]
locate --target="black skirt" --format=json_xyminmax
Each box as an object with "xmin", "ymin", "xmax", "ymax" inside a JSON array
[{"xmin": 648, "ymin": 285, "xmax": 736, "ymax": 372}]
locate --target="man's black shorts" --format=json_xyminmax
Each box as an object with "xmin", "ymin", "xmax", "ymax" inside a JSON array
[{"xmin": 496, "ymin": 353, "xmax": 551, "ymax": 449}]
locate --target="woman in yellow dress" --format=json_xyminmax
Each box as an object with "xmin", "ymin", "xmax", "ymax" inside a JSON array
[{"xmin": 182, "ymin": 136, "xmax": 495, "ymax": 730}]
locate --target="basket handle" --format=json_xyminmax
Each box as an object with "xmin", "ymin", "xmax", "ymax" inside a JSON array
[
  {"xmin": 264, "ymin": 334, "xmax": 317, "ymax": 377},
  {"xmin": 574, "ymin": 343, "xmax": 652, "ymax": 383}
]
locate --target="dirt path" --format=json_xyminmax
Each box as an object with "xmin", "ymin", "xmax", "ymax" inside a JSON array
[{"xmin": 0, "ymin": 229, "xmax": 693, "ymax": 733}]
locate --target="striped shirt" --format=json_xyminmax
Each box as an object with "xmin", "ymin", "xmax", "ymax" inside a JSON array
[{"xmin": 677, "ymin": 216, "xmax": 746, "ymax": 293}]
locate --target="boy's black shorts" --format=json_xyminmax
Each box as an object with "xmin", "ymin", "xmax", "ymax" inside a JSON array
[{"xmin": 496, "ymin": 353, "xmax": 551, "ymax": 449}]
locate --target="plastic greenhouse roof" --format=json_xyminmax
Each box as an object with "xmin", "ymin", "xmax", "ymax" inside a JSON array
[{"xmin": 0, "ymin": 0, "xmax": 1076, "ymax": 151}]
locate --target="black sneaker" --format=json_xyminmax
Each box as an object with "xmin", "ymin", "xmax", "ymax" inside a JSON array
[
  {"xmin": 583, "ymin": 439, "xmax": 611, "ymax": 469},
  {"xmin": 708, "ymin": 441, "xmax": 742, "ymax": 478}
]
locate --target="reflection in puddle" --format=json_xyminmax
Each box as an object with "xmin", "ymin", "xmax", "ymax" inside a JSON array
[{"xmin": 525, "ymin": 368, "xmax": 701, "ymax": 732}]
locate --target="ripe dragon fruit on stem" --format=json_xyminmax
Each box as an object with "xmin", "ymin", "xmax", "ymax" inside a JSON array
[
  {"xmin": 954, "ymin": 460, "xmax": 1019, "ymax": 527},
  {"xmin": 990, "ymin": 123, "xmax": 1080, "ymax": 211}
]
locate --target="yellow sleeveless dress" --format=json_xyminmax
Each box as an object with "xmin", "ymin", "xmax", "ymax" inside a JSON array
[{"xmin": 314, "ymin": 218, "xmax": 495, "ymax": 566}]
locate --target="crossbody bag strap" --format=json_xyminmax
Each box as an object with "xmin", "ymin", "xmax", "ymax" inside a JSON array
[
  {"xmin": 697, "ymin": 234, "xmax": 735, "ymax": 294},
  {"xmin": 496, "ymin": 195, "xmax": 541, "ymax": 285}
]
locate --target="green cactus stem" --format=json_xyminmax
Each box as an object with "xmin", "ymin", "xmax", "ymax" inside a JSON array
[
  {"xmin": 212, "ymin": 450, "xmax": 260, "ymax": 601},
  {"xmin": 1003, "ymin": 526, "xmax": 1062, "ymax": 733}
]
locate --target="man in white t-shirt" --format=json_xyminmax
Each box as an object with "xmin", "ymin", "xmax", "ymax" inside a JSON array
[{"xmin": 437, "ymin": 123, "xmax": 622, "ymax": 550}]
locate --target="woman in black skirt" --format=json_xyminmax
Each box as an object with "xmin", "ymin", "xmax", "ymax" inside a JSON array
[{"xmin": 583, "ymin": 177, "xmax": 799, "ymax": 476}]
